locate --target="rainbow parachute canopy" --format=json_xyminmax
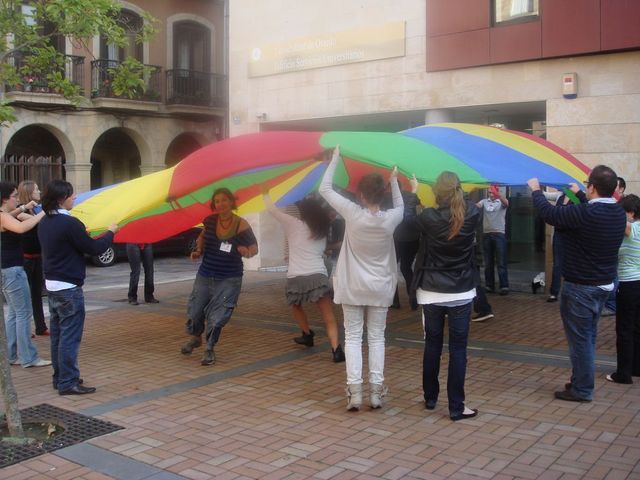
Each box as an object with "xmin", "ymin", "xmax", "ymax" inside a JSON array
[{"xmin": 72, "ymin": 124, "xmax": 590, "ymax": 243}]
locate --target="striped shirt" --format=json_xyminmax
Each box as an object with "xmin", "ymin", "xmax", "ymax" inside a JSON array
[
  {"xmin": 619, "ymin": 222, "xmax": 640, "ymax": 282},
  {"xmin": 198, "ymin": 214, "xmax": 257, "ymax": 280},
  {"xmin": 532, "ymin": 191, "xmax": 626, "ymax": 285}
]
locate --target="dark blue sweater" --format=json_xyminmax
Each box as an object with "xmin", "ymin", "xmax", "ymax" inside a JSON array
[
  {"xmin": 532, "ymin": 190, "xmax": 626, "ymax": 285},
  {"xmin": 38, "ymin": 213, "xmax": 114, "ymax": 287}
]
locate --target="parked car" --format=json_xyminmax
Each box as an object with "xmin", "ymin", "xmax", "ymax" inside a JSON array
[{"xmin": 91, "ymin": 227, "xmax": 202, "ymax": 267}]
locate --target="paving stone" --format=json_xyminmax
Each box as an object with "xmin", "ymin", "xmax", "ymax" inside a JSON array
[{"xmin": 3, "ymin": 267, "xmax": 638, "ymax": 479}]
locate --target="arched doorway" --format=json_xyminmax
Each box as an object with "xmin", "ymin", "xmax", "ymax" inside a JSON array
[
  {"xmin": 2, "ymin": 125, "xmax": 66, "ymax": 186},
  {"xmin": 165, "ymin": 133, "xmax": 202, "ymax": 167},
  {"xmin": 90, "ymin": 129, "xmax": 141, "ymax": 188}
]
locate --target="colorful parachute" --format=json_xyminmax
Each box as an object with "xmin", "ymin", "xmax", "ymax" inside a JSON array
[{"xmin": 72, "ymin": 123, "xmax": 590, "ymax": 243}]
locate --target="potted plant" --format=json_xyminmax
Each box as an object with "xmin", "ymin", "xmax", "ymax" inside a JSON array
[{"xmin": 32, "ymin": 78, "xmax": 49, "ymax": 93}]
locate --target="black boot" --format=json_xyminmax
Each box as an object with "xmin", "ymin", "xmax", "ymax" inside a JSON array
[
  {"xmin": 332, "ymin": 344, "xmax": 345, "ymax": 363},
  {"xmin": 201, "ymin": 349, "xmax": 215, "ymax": 366},
  {"xmin": 294, "ymin": 329, "xmax": 315, "ymax": 347}
]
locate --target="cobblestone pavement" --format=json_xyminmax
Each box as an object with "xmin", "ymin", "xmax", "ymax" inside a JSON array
[{"xmin": 2, "ymin": 258, "xmax": 639, "ymax": 480}]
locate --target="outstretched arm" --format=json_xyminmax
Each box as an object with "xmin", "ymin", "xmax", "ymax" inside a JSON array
[
  {"xmin": 261, "ymin": 187, "xmax": 297, "ymax": 228},
  {"xmin": 528, "ymin": 178, "xmax": 584, "ymax": 229},
  {"xmin": 318, "ymin": 146, "xmax": 359, "ymax": 220},
  {"xmin": 491, "ymin": 185, "xmax": 509, "ymax": 208},
  {"xmin": 68, "ymin": 220, "xmax": 118, "ymax": 256},
  {"xmin": 390, "ymin": 167, "xmax": 403, "ymax": 209}
]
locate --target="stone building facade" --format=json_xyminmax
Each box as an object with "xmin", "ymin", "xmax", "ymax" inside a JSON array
[
  {"xmin": 228, "ymin": 0, "xmax": 640, "ymax": 270},
  {"xmin": 1, "ymin": 0, "xmax": 227, "ymax": 194}
]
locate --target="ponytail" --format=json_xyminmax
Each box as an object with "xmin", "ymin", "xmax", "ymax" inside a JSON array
[
  {"xmin": 448, "ymin": 186, "xmax": 465, "ymax": 239},
  {"xmin": 433, "ymin": 171, "xmax": 466, "ymax": 240}
]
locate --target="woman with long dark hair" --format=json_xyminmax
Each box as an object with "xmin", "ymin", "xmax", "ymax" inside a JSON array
[
  {"xmin": 181, "ymin": 187, "xmax": 258, "ymax": 365},
  {"xmin": 17, "ymin": 180, "xmax": 48, "ymax": 335},
  {"xmin": 262, "ymin": 186, "xmax": 344, "ymax": 362},
  {"xmin": 319, "ymin": 146, "xmax": 404, "ymax": 410},
  {"xmin": 412, "ymin": 172, "xmax": 481, "ymax": 421},
  {"xmin": 1, "ymin": 181, "xmax": 49, "ymax": 368}
]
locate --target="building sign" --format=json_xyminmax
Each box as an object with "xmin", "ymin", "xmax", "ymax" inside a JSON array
[{"xmin": 248, "ymin": 22, "xmax": 405, "ymax": 77}]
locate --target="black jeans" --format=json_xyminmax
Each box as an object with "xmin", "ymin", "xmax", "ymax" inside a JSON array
[
  {"xmin": 393, "ymin": 239, "xmax": 419, "ymax": 305},
  {"xmin": 615, "ymin": 280, "xmax": 640, "ymax": 381},
  {"xmin": 549, "ymin": 234, "xmax": 563, "ymax": 297},
  {"xmin": 473, "ymin": 284, "xmax": 492, "ymax": 315},
  {"xmin": 23, "ymin": 256, "xmax": 47, "ymax": 334},
  {"xmin": 127, "ymin": 244, "xmax": 155, "ymax": 301}
]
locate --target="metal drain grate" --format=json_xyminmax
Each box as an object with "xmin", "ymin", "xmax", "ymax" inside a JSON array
[{"xmin": 1, "ymin": 403, "xmax": 123, "ymax": 468}]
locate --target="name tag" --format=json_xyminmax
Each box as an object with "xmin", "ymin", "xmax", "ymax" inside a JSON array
[{"xmin": 219, "ymin": 241, "xmax": 232, "ymax": 253}]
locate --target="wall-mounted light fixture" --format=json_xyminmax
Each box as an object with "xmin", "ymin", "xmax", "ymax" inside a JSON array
[{"xmin": 256, "ymin": 112, "xmax": 267, "ymax": 121}]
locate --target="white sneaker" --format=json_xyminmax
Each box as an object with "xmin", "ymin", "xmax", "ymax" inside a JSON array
[
  {"xmin": 472, "ymin": 313, "xmax": 494, "ymax": 322},
  {"xmin": 10, "ymin": 359, "xmax": 20, "ymax": 365},
  {"xmin": 24, "ymin": 358, "xmax": 52, "ymax": 368}
]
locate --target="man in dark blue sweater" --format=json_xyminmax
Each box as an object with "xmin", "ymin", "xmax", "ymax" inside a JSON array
[
  {"xmin": 528, "ymin": 165, "xmax": 626, "ymax": 402},
  {"xmin": 39, "ymin": 180, "xmax": 119, "ymax": 395}
]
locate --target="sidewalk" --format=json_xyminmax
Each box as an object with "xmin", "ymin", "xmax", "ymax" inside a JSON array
[{"xmin": 2, "ymin": 264, "xmax": 639, "ymax": 480}]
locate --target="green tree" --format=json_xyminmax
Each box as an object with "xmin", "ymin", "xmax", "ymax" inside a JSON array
[{"xmin": 0, "ymin": 0, "xmax": 157, "ymax": 439}]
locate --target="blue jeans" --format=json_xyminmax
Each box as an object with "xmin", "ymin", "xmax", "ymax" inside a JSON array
[
  {"xmin": 2, "ymin": 266, "xmax": 40, "ymax": 366},
  {"xmin": 604, "ymin": 278, "xmax": 618, "ymax": 313},
  {"xmin": 126, "ymin": 243, "xmax": 154, "ymax": 301},
  {"xmin": 186, "ymin": 274, "xmax": 243, "ymax": 350},
  {"xmin": 48, "ymin": 287, "xmax": 86, "ymax": 392},
  {"xmin": 483, "ymin": 233, "xmax": 509, "ymax": 290},
  {"xmin": 560, "ymin": 281, "xmax": 610, "ymax": 400},
  {"xmin": 422, "ymin": 302, "xmax": 472, "ymax": 416}
]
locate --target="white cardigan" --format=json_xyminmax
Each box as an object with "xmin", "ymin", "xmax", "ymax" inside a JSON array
[{"xmin": 318, "ymin": 154, "xmax": 404, "ymax": 306}]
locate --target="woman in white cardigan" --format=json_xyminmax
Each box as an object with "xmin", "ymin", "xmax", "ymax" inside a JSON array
[{"xmin": 319, "ymin": 146, "xmax": 404, "ymax": 410}]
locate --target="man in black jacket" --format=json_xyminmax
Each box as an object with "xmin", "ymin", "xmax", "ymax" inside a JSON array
[
  {"xmin": 39, "ymin": 180, "xmax": 119, "ymax": 395},
  {"xmin": 528, "ymin": 165, "xmax": 626, "ymax": 402}
]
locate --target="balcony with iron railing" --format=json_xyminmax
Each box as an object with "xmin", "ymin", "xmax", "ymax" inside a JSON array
[
  {"xmin": 91, "ymin": 59, "xmax": 162, "ymax": 111},
  {"xmin": 4, "ymin": 52, "xmax": 84, "ymax": 100},
  {"xmin": 166, "ymin": 69, "xmax": 227, "ymax": 114}
]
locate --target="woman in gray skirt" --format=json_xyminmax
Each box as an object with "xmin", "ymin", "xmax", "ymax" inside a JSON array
[{"xmin": 261, "ymin": 185, "xmax": 345, "ymax": 362}]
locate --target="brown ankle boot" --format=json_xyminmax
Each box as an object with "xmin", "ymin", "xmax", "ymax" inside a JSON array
[{"xmin": 180, "ymin": 335, "xmax": 202, "ymax": 355}]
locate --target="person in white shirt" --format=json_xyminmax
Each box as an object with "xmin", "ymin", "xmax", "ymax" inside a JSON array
[
  {"xmin": 476, "ymin": 185, "xmax": 509, "ymax": 295},
  {"xmin": 261, "ymin": 186, "xmax": 344, "ymax": 363},
  {"xmin": 319, "ymin": 146, "xmax": 404, "ymax": 411}
]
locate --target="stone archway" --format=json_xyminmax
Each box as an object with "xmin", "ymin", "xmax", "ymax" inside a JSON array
[
  {"xmin": 90, "ymin": 128, "xmax": 141, "ymax": 189},
  {"xmin": 3, "ymin": 124, "xmax": 70, "ymax": 186},
  {"xmin": 165, "ymin": 133, "xmax": 204, "ymax": 167}
]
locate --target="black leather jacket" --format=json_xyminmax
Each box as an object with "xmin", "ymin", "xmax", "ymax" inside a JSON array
[{"xmin": 410, "ymin": 200, "xmax": 481, "ymax": 294}]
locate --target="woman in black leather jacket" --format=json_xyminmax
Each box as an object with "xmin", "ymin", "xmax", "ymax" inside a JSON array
[{"xmin": 411, "ymin": 171, "xmax": 481, "ymax": 421}]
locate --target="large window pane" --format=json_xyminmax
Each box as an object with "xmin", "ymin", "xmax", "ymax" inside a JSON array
[
  {"xmin": 494, "ymin": 0, "xmax": 539, "ymax": 25},
  {"xmin": 173, "ymin": 21, "xmax": 211, "ymax": 72},
  {"xmin": 100, "ymin": 9, "xmax": 143, "ymax": 61}
]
